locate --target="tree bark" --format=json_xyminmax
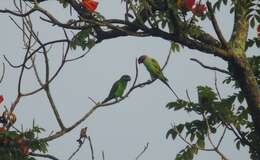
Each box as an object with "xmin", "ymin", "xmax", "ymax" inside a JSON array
[{"xmin": 230, "ymin": 54, "xmax": 260, "ymax": 133}]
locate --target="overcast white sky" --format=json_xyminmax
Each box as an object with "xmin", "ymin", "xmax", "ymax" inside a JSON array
[{"xmin": 0, "ymin": 1, "xmax": 253, "ymax": 160}]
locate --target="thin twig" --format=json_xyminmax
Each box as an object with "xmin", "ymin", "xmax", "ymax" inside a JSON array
[
  {"xmin": 185, "ymin": 89, "xmax": 192, "ymax": 102},
  {"xmin": 202, "ymin": 113, "xmax": 229, "ymax": 160},
  {"xmin": 135, "ymin": 142, "xmax": 149, "ymax": 160},
  {"xmin": 214, "ymin": 72, "xmax": 222, "ymax": 100},
  {"xmin": 88, "ymin": 97, "xmax": 98, "ymax": 105},
  {"xmin": 30, "ymin": 152, "xmax": 59, "ymax": 160},
  {"xmin": 0, "ymin": 63, "xmax": 5, "ymax": 84},
  {"xmin": 216, "ymin": 127, "xmax": 227, "ymax": 148},
  {"xmin": 102, "ymin": 151, "xmax": 105, "ymax": 160},
  {"xmin": 68, "ymin": 137, "xmax": 86, "ymax": 160},
  {"xmin": 88, "ymin": 136, "xmax": 95, "ymax": 160},
  {"xmin": 162, "ymin": 47, "xmax": 172, "ymax": 70},
  {"xmin": 206, "ymin": 2, "xmax": 228, "ymax": 49}
]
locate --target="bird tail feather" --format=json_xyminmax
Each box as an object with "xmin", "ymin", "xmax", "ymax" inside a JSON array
[{"xmin": 162, "ymin": 81, "xmax": 180, "ymax": 99}]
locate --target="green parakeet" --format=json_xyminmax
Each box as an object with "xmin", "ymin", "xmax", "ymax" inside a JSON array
[
  {"xmin": 102, "ymin": 75, "xmax": 131, "ymax": 103},
  {"xmin": 138, "ymin": 55, "xmax": 179, "ymax": 99}
]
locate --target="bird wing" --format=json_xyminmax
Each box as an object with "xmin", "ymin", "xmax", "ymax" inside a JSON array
[
  {"xmin": 147, "ymin": 58, "xmax": 167, "ymax": 81},
  {"xmin": 150, "ymin": 58, "xmax": 163, "ymax": 72},
  {"xmin": 107, "ymin": 80, "xmax": 121, "ymax": 99},
  {"xmin": 103, "ymin": 80, "xmax": 122, "ymax": 103}
]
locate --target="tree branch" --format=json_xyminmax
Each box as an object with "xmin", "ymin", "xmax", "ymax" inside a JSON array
[
  {"xmin": 0, "ymin": 63, "xmax": 5, "ymax": 84},
  {"xmin": 190, "ymin": 58, "xmax": 230, "ymax": 75},
  {"xmin": 30, "ymin": 152, "xmax": 59, "ymax": 160},
  {"xmin": 135, "ymin": 142, "xmax": 149, "ymax": 160},
  {"xmin": 202, "ymin": 113, "xmax": 229, "ymax": 160},
  {"xmin": 206, "ymin": 2, "xmax": 228, "ymax": 49}
]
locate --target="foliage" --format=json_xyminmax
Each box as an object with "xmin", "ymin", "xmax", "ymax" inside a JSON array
[
  {"xmin": 0, "ymin": 122, "xmax": 48, "ymax": 160},
  {"xmin": 166, "ymin": 84, "xmax": 260, "ymax": 160},
  {"xmin": 70, "ymin": 27, "xmax": 96, "ymax": 50}
]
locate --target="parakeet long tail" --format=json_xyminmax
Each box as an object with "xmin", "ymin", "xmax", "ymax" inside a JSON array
[{"xmin": 162, "ymin": 80, "xmax": 180, "ymax": 99}]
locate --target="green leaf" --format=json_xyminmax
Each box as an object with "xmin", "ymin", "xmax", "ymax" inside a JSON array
[
  {"xmin": 237, "ymin": 91, "xmax": 245, "ymax": 103},
  {"xmin": 246, "ymin": 39, "xmax": 255, "ymax": 50},
  {"xmin": 190, "ymin": 145, "xmax": 198, "ymax": 155},
  {"xmin": 196, "ymin": 138, "xmax": 205, "ymax": 149},
  {"xmin": 255, "ymin": 39, "xmax": 260, "ymax": 48},
  {"xmin": 186, "ymin": 148, "xmax": 194, "ymax": 160},
  {"xmin": 70, "ymin": 27, "xmax": 94, "ymax": 50},
  {"xmin": 210, "ymin": 127, "xmax": 217, "ymax": 134},
  {"xmin": 171, "ymin": 42, "xmax": 181, "ymax": 52},
  {"xmin": 197, "ymin": 86, "xmax": 218, "ymax": 111},
  {"xmin": 57, "ymin": 0, "xmax": 69, "ymax": 8},
  {"xmin": 256, "ymin": 9, "xmax": 260, "ymax": 15},
  {"xmin": 166, "ymin": 128, "xmax": 178, "ymax": 140},
  {"xmin": 86, "ymin": 39, "xmax": 96, "ymax": 49},
  {"xmin": 190, "ymin": 133, "xmax": 195, "ymax": 142},
  {"xmin": 255, "ymin": 15, "xmax": 260, "ymax": 23},
  {"xmin": 236, "ymin": 141, "xmax": 241, "ymax": 150},
  {"xmin": 230, "ymin": 7, "xmax": 235, "ymax": 13},
  {"xmin": 177, "ymin": 124, "xmax": 184, "ymax": 133},
  {"xmin": 166, "ymin": 100, "xmax": 187, "ymax": 110}
]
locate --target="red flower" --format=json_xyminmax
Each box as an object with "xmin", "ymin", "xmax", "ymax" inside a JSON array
[
  {"xmin": 184, "ymin": 0, "xmax": 195, "ymax": 10},
  {"xmin": 192, "ymin": 3, "xmax": 207, "ymax": 16},
  {"xmin": 0, "ymin": 95, "xmax": 3, "ymax": 104},
  {"xmin": 82, "ymin": 0, "xmax": 98, "ymax": 12}
]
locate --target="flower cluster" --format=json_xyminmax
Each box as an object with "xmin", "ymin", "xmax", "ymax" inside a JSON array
[
  {"xmin": 0, "ymin": 95, "xmax": 29, "ymax": 156},
  {"xmin": 177, "ymin": 0, "xmax": 207, "ymax": 16},
  {"xmin": 81, "ymin": 0, "xmax": 99, "ymax": 12},
  {"xmin": 0, "ymin": 128, "xmax": 31, "ymax": 156},
  {"xmin": 192, "ymin": 2, "xmax": 207, "ymax": 16}
]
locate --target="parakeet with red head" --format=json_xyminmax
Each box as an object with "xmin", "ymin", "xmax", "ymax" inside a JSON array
[{"xmin": 138, "ymin": 55, "xmax": 179, "ymax": 99}]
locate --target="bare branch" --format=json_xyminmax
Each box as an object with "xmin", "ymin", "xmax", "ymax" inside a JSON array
[
  {"xmin": 0, "ymin": 63, "xmax": 5, "ymax": 84},
  {"xmin": 102, "ymin": 151, "xmax": 105, "ymax": 160},
  {"xmin": 65, "ymin": 48, "xmax": 91, "ymax": 62},
  {"xmin": 202, "ymin": 113, "xmax": 229, "ymax": 160},
  {"xmin": 162, "ymin": 47, "xmax": 172, "ymax": 70},
  {"xmin": 135, "ymin": 142, "xmax": 149, "ymax": 160},
  {"xmin": 206, "ymin": 2, "xmax": 228, "ymax": 48},
  {"xmin": 88, "ymin": 136, "xmax": 95, "ymax": 160},
  {"xmin": 31, "ymin": 55, "xmax": 44, "ymax": 86},
  {"xmin": 216, "ymin": 127, "xmax": 227, "ymax": 148},
  {"xmin": 30, "ymin": 152, "xmax": 60, "ymax": 160},
  {"xmin": 214, "ymin": 72, "xmax": 222, "ymax": 100},
  {"xmin": 68, "ymin": 137, "xmax": 86, "ymax": 160},
  {"xmin": 190, "ymin": 58, "xmax": 230, "ymax": 75}
]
